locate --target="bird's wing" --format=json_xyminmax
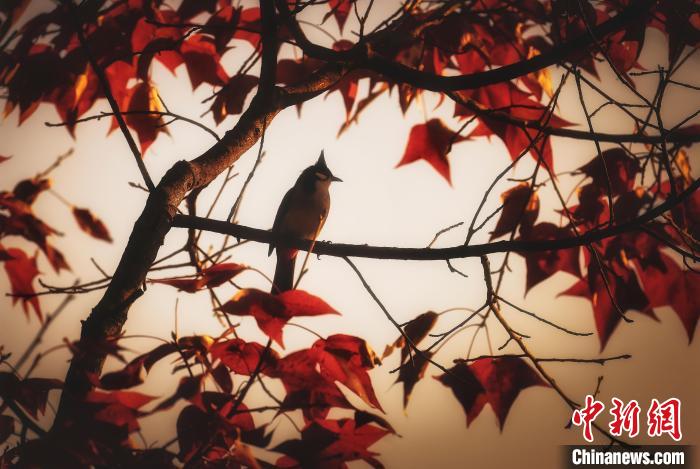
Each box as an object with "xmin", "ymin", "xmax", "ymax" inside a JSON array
[{"xmin": 269, "ymin": 187, "xmax": 295, "ymax": 256}]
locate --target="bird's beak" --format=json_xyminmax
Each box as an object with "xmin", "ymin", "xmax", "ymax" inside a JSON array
[{"xmin": 331, "ymin": 175, "xmax": 343, "ymax": 182}]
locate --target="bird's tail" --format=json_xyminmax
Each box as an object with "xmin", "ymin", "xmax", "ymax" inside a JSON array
[{"xmin": 272, "ymin": 248, "xmax": 297, "ymax": 293}]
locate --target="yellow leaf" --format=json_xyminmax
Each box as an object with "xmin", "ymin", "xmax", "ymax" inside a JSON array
[
  {"xmin": 675, "ymin": 149, "xmax": 692, "ymax": 185},
  {"xmin": 74, "ymin": 72, "xmax": 88, "ymax": 107},
  {"xmin": 148, "ymin": 85, "xmax": 165, "ymax": 113},
  {"xmin": 527, "ymin": 47, "xmax": 553, "ymax": 97}
]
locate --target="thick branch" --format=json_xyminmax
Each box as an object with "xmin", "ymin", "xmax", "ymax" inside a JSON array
[
  {"xmin": 454, "ymin": 354, "xmax": 631, "ymax": 365},
  {"xmin": 276, "ymin": 0, "xmax": 657, "ymax": 91},
  {"xmin": 51, "ymin": 6, "xmax": 352, "ymax": 427},
  {"xmin": 448, "ymin": 93, "xmax": 700, "ymax": 145}
]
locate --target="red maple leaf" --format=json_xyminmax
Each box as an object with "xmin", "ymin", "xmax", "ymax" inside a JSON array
[
  {"xmin": 519, "ymin": 223, "xmax": 582, "ymax": 292},
  {"xmin": 85, "ymin": 390, "xmax": 156, "ymax": 433},
  {"xmin": 561, "ymin": 261, "xmax": 655, "ymax": 349},
  {"xmin": 329, "ymin": 40, "xmax": 361, "ymax": 117},
  {"xmin": 327, "ymin": 0, "xmax": 355, "ymax": 32},
  {"xmin": 397, "ymin": 118, "xmax": 467, "ymax": 184},
  {"xmin": 2, "ymin": 246, "xmax": 41, "ymax": 320},
  {"xmin": 636, "ymin": 253, "xmax": 700, "ymax": 342},
  {"xmin": 131, "ymin": 12, "xmax": 184, "ymax": 77},
  {"xmin": 437, "ymin": 357, "xmax": 548, "ymax": 429},
  {"xmin": 459, "ymin": 82, "xmax": 571, "ymax": 169},
  {"xmin": 271, "ymin": 349, "xmax": 354, "ymax": 420},
  {"xmin": 311, "ymin": 334, "xmax": 383, "ymax": 411},
  {"xmin": 180, "ymin": 34, "xmax": 229, "ymax": 89},
  {"xmin": 233, "ymin": 7, "xmax": 262, "ymax": 48},
  {"xmin": 219, "ymin": 289, "xmax": 340, "ymax": 347},
  {"xmin": 122, "ymin": 81, "xmax": 169, "ymax": 154},
  {"xmin": 275, "ymin": 418, "xmax": 389, "ymax": 469},
  {"xmin": 210, "ymin": 338, "xmax": 279, "ymax": 376}
]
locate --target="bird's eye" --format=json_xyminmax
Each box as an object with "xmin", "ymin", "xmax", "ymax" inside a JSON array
[{"xmin": 314, "ymin": 171, "xmax": 329, "ymax": 180}]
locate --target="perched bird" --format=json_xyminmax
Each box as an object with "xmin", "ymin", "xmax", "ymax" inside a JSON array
[{"xmin": 269, "ymin": 151, "xmax": 342, "ymax": 292}]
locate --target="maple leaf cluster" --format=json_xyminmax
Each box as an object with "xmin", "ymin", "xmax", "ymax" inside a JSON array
[
  {"xmin": 1, "ymin": 0, "xmax": 696, "ymax": 163},
  {"xmin": 0, "ymin": 158, "xmax": 111, "ymax": 321},
  {"xmin": 484, "ymin": 146, "xmax": 700, "ymax": 349},
  {"xmin": 1, "ymin": 295, "xmax": 392, "ymax": 467}
]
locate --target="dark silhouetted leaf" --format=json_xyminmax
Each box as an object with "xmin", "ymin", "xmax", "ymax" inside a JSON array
[
  {"xmin": 519, "ymin": 223, "xmax": 581, "ymax": 292},
  {"xmin": 275, "ymin": 418, "xmax": 389, "ymax": 469},
  {"xmin": 636, "ymin": 253, "xmax": 700, "ymax": 342},
  {"xmin": 211, "ymin": 74, "xmax": 258, "ymax": 124},
  {"xmin": 577, "ymin": 148, "xmax": 640, "ymax": 195},
  {"xmin": 439, "ymin": 357, "xmax": 548, "ymax": 429},
  {"xmin": 72, "ymin": 207, "xmax": 112, "ymax": 242},
  {"xmin": 383, "ymin": 311, "xmax": 438, "ymax": 363},
  {"xmin": 0, "ymin": 372, "xmax": 62, "ymax": 419},
  {"xmin": 151, "ymin": 262, "xmax": 247, "ymax": 293},
  {"xmin": 490, "ymin": 183, "xmax": 539, "ymax": 239},
  {"xmin": 0, "ymin": 415, "xmax": 14, "ymax": 444},
  {"xmin": 396, "ymin": 351, "xmax": 433, "ymax": 409},
  {"xmin": 561, "ymin": 261, "xmax": 654, "ymax": 349},
  {"xmin": 99, "ymin": 357, "xmax": 146, "ymax": 390}
]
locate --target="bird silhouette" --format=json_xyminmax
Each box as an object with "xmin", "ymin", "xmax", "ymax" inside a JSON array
[{"xmin": 269, "ymin": 151, "xmax": 342, "ymax": 292}]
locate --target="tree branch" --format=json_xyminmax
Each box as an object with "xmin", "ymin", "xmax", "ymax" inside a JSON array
[
  {"xmin": 276, "ymin": 0, "xmax": 657, "ymax": 91},
  {"xmin": 171, "ymin": 175, "xmax": 699, "ymax": 260},
  {"xmin": 65, "ymin": 1, "xmax": 156, "ymax": 191},
  {"xmin": 454, "ymin": 354, "xmax": 631, "ymax": 365}
]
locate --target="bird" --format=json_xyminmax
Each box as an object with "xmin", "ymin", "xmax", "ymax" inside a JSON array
[{"xmin": 269, "ymin": 151, "xmax": 342, "ymax": 293}]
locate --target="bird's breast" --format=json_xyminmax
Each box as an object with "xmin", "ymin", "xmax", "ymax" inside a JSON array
[{"xmin": 279, "ymin": 190, "xmax": 330, "ymax": 239}]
